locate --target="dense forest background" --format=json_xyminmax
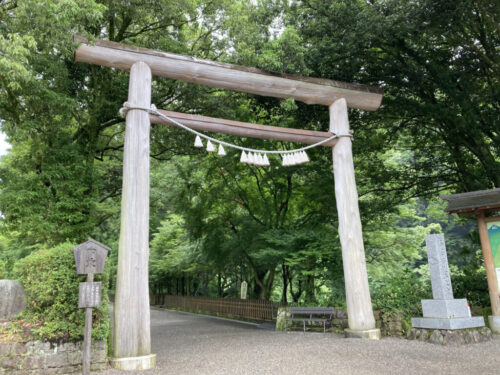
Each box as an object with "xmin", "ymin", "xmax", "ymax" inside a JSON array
[{"xmin": 0, "ymin": 0, "xmax": 498, "ymax": 316}]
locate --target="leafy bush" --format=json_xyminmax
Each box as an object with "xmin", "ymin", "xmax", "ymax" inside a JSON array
[
  {"xmin": 14, "ymin": 242, "xmax": 110, "ymax": 341},
  {"xmin": 0, "ymin": 258, "xmax": 5, "ymax": 278},
  {"xmin": 452, "ymin": 269, "xmax": 490, "ymax": 307},
  {"xmin": 371, "ymin": 270, "xmax": 431, "ymax": 317}
]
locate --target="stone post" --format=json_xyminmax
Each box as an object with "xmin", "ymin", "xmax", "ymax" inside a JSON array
[
  {"xmin": 111, "ymin": 62, "xmax": 156, "ymax": 370},
  {"xmin": 329, "ymin": 98, "xmax": 380, "ymax": 339},
  {"xmin": 240, "ymin": 281, "xmax": 248, "ymax": 300},
  {"xmin": 411, "ymin": 234, "xmax": 484, "ymax": 330}
]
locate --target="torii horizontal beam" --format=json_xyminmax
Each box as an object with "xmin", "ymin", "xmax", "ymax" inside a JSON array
[
  {"xmin": 74, "ymin": 36, "xmax": 383, "ymax": 111},
  {"xmin": 151, "ymin": 110, "xmax": 338, "ymax": 147}
]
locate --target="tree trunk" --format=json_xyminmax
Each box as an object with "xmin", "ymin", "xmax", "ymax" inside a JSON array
[
  {"xmin": 281, "ymin": 263, "xmax": 288, "ymax": 304},
  {"xmin": 304, "ymin": 275, "xmax": 316, "ymax": 305}
]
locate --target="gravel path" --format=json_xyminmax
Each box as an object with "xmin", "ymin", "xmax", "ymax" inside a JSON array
[{"xmin": 102, "ymin": 308, "xmax": 500, "ymax": 375}]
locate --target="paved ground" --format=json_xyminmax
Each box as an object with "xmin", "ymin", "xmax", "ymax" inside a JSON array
[{"xmin": 102, "ymin": 308, "xmax": 500, "ymax": 375}]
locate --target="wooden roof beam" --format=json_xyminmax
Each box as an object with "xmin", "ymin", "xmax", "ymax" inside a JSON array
[
  {"xmin": 150, "ymin": 110, "xmax": 338, "ymax": 147},
  {"xmin": 74, "ymin": 36, "xmax": 383, "ymax": 111}
]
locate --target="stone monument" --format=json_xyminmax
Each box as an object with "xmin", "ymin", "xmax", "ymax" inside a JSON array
[
  {"xmin": 240, "ymin": 281, "xmax": 248, "ymax": 300},
  {"xmin": 412, "ymin": 234, "xmax": 484, "ymax": 330},
  {"xmin": 0, "ymin": 280, "xmax": 26, "ymax": 319}
]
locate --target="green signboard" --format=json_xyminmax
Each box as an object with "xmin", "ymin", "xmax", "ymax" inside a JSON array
[{"xmin": 488, "ymin": 219, "xmax": 500, "ymax": 289}]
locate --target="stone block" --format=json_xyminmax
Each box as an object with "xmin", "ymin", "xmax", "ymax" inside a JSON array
[
  {"xmin": 407, "ymin": 327, "xmax": 492, "ymax": 345},
  {"xmin": 420, "ymin": 329, "xmax": 429, "ymax": 341},
  {"xmin": 110, "ymin": 354, "xmax": 156, "ymax": 370},
  {"xmin": 335, "ymin": 309, "xmax": 348, "ymax": 319},
  {"xmin": 0, "ymin": 342, "xmax": 13, "ymax": 356},
  {"xmin": 1, "ymin": 356, "xmax": 23, "ymax": 371},
  {"xmin": 25, "ymin": 355, "xmax": 45, "ymax": 369},
  {"xmin": 93, "ymin": 348, "xmax": 107, "ymax": 362},
  {"xmin": 45, "ymin": 353, "xmax": 69, "ymax": 368},
  {"xmin": 66, "ymin": 351, "xmax": 81, "ymax": 365},
  {"xmin": 14, "ymin": 343, "xmax": 28, "ymax": 355},
  {"xmin": 421, "ymin": 299, "xmax": 470, "ymax": 318},
  {"xmin": 406, "ymin": 328, "xmax": 417, "ymax": 340},
  {"xmin": 344, "ymin": 328, "xmax": 381, "ymax": 339},
  {"xmin": 0, "ymin": 280, "xmax": 26, "ymax": 319},
  {"xmin": 442, "ymin": 330, "xmax": 465, "ymax": 346},
  {"xmin": 488, "ymin": 315, "xmax": 500, "ymax": 334},
  {"xmin": 275, "ymin": 307, "xmax": 290, "ymax": 331},
  {"xmin": 480, "ymin": 326, "xmax": 492, "ymax": 339},
  {"xmin": 91, "ymin": 362, "xmax": 107, "ymax": 371},
  {"xmin": 429, "ymin": 330, "xmax": 443, "ymax": 344},
  {"xmin": 412, "ymin": 316, "xmax": 484, "ymax": 330}
]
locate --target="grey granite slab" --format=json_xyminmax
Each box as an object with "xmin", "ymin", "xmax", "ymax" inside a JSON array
[
  {"xmin": 411, "ymin": 316, "xmax": 484, "ymax": 330},
  {"xmin": 0, "ymin": 280, "xmax": 26, "ymax": 319},
  {"xmin": 422, "ymin": 299, "xmax": 470, "ymax": 318}
]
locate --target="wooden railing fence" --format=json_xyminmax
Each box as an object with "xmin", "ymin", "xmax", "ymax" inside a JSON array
[{"xmin": 151, "ymin": 294, "xmax": 284, "ymax": 321}]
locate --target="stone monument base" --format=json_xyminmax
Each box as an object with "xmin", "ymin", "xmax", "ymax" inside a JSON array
[
  {"xmin": 411, "ymin": 316, "xmax": 484, "ymax": 330},
  {"xmin": 407, "ymin": 327, "xmax": 492, "ymax": 346},
  {"xmin": 344, "ymin": 328, "xmax": 380, "ymax": 340},
  {"xmin": 488, "ymin": 316, "xmax": 500, "ymax": 334},
  {"xmin": 421, "ymin": 299, "xmax": 469, "ymax": 318},
  {"xmin": 110, "ymin": 353, "xmax": 156, "ymax": 370}
]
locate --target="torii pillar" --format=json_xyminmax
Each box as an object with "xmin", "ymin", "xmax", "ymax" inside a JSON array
[
  {"xmin": 330, "ymin": 98, "xmax": 380, "ymax": 339},
  {"xmin": 110, "ymin": 62, "xmax": 156, "ymax": 370}
]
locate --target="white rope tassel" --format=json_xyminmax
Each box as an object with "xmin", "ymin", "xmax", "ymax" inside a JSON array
[
  {"xmin": 240, "ymin": 151, "xmax": 248, "ymax": 163},
  {"xmin": 206, "ymin": 140, "xmax": 215, "ymax": 152},
  {"xmin": 263, "ymin": 154, "xmax": 270, "ymax": 166},
  {"xmin": 194, "ymin": 135, "xmax": 203, "ymax": 148},
  {"xmin": 257, "ymin": 154, "xmax": 264, "ymax": 166},
  {"xmin": 302, "ymin": 151, "xmax": 309, "ymax": 162},
  {"xmin": 218, "ymin": 144, "xmax": 226, "ymax": 156},
  {"xmin": 248, "ymin": 152, "xmax": 255, "ymax": 165}
]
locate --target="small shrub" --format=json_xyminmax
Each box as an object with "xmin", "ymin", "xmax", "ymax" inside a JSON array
[
  {"xmin": 0, "ymin": 258, "xmax": 6, "ymax": 278},
  {"xmin": 451, "ymin": 269, "xmax": 490, "ymax": 308},
  {"xmin": 14, "ymin": 242, "xmax": 110, "ymax": 341},
  {"xmin": 371, "ymin": 270, "xmax": 430, "ymax": 317}
]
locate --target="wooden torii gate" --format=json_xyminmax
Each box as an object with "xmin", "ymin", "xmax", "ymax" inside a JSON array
[{"xmin": 74, "ymin": 37, "xmax": 383, "ymax": 370}]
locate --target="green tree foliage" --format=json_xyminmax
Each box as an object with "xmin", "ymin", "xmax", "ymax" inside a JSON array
[
  {"xmin": 0, "ymin": 258, "xmax": 5, "ymax": 279},
  {"xmin": 14, "ymin": 242, "xmax": 110, "ymax": 340},
  {"xmin": 0, "ymin": 0, "xmax": 495, "ymax": 319},
  {"xmin": 287, "ymin": 0, "xmax": 500, "ymax": 194}
]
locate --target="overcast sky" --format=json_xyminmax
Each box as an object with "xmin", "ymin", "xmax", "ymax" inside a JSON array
[{"xmin": 0, "ymin": 131, "xmax": 11, "ymax": 156}]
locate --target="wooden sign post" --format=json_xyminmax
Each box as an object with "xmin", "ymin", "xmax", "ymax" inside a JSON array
[
  {"xmin": 441, "ymin": 188, "xmax": 500, "ymax": 333},
  {"xmin": 73, "ymin": 239, "xmax": 109, "ymax": 375}
]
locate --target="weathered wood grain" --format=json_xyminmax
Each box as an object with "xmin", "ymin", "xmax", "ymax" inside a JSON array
[
  {"xmin": 74, "ymin": 36, "xmax": 383, "ymax": 110},
  {"xmin": 151, "ymin": 110, "xmax": 338, "ymax": 147},
  {"xmin": 82, "ymin": 273, "xmax": 94, "ymax": 375},
  {"xmin": 477, "ymin": 212, "xmax": 500, "ymax": 316},
  {"xmin": 330, "ymin": 98, "xmax": 377, "ymax": 332},
  {"xmin": 114, "ymin": 62, "xmax": 153, "ymax": 359}
]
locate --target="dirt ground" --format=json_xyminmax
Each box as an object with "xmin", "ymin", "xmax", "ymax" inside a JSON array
[{"xmin": 101, "ymin": 308, "xmax": 500, "ymax": 375}]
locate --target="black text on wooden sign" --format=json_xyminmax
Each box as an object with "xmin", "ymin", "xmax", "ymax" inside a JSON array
[
  {"xmin": 73, "ymin": 238, "xmax": 109, "ymax": 275},
  {"xmin": 78, "ymin": 282, "xmax": 102, "ymax": 309}
]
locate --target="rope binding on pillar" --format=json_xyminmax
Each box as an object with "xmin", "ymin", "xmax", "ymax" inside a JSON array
[{"xmin": 119, "ymin": 102, "xmax": 353, "ymax": 167}]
